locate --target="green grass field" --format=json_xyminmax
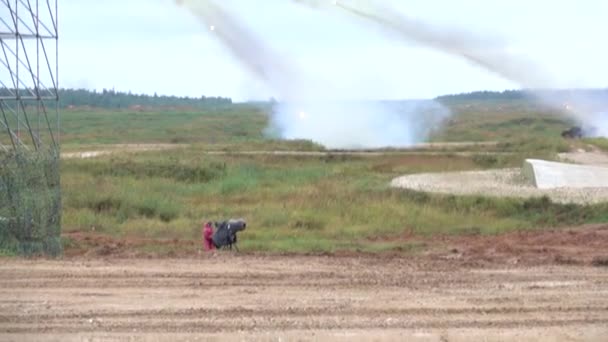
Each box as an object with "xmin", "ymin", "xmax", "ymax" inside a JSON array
[
  {"xmin": 58, "ymin": 101, "xmax": 608, "ymax": 255},
  {"xmin": 59, "ymin": 105, "xmax": 325, "ymax": 152}
]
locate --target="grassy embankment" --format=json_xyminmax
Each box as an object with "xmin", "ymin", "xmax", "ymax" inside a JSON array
[{"xmin": 59, "ymin": 102, "xmax": 608, "ymax": 255}]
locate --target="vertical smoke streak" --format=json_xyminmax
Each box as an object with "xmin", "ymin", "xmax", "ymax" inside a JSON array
[
  {"xmin": 176, "ymin": 0, "xmax": 452, "ymax": 148},
  {"xmin": 176, "ymin": 0, "xmax": 300, "ymax": 101},
  {"xmin": 294, "ymin": 0, "xmax": 608, "ymax": 137}
]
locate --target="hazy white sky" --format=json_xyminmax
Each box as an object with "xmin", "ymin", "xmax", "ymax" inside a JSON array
[{"xmin": 61, "ymin": 0, "xmax": 608, "ymax": 101}]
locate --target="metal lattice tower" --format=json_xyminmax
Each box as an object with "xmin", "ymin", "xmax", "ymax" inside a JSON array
[
  {"xmin": 1, "ymin": 0, "xmax": 59, "ymax": 150},
  {"xmin": 0, "ymin": 0, "xmax": 61, "ymax": 256}
]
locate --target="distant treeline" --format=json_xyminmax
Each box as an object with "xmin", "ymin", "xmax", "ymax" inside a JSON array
[
  {"xmin": 436, "ymin": 90, "xmax": 529, "ymax": 101},
  {"xmin": 3, "ymin": 87, "xmax": 606, "ymax": 108},
  {"xmin": 60, "ymin": 89, "xmax": 232, "ymax": 109},
  {"xmin": 437, "ymin": 89, "xmax": 608, "ymax": 102},
  {"xmin": 0, "ymin": 88, "xmax": 232, "ymax": 109}
]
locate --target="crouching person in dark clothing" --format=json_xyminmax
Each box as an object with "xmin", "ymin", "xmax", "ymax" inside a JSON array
[{"xmin": 212, "ymin": 218, "xmax": 247, "ymax": 251}]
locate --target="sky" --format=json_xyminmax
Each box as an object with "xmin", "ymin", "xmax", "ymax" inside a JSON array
[{"xmin": 60, "ymin": 0, "xmax": 608, "ymax": 102}]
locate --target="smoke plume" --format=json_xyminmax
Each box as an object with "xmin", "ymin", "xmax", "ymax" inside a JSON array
[
  {"xmin": 293, "ymin": 0, "xmax": 607, "ymax": 137},
  {"xmin": 176, "ymin": 0, "xmax": 450, "ymax": 148},
  {"xmin": 175, "ymin": 0, "xmax": 300, "ymax": 100},
  {"xmin": 293, "ymin": 0, "xmax": 554, "ymax": 88},
  {"xmin": 269, "ymin": 100, "xmax": 449, "ymax": 149}
]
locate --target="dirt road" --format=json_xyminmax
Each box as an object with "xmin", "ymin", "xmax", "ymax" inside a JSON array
[
  {"xmin": 1, "ymin": 256, "xmax": 607, "ymax": 341},
  {"xmin": 60, "ymin": 141, "xmax": 501, "ymax": 160}
]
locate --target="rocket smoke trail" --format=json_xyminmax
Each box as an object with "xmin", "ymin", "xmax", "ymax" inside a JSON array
[
  {"xmin": 293, "ymin": 0, "xmax": 608, "ymax": 136},
  {"xmin": 176, "ymin": 0, "xmax": 451, "ymax": 148},
  {"xmin": 293, "ymin": 0, "xmax": 554, "ymax": 88},
  {"xmin": 176, "ymin": 0, "xmax": 301, "ymax": 101}
]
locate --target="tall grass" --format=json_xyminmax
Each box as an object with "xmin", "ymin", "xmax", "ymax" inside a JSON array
[
  {"xmin": 58, "ymin": 102, "xmax": 608, "ymax": 254},
  {"xmin": 61, "ymin": 150, "xmax": 608, "ymax": 253}
]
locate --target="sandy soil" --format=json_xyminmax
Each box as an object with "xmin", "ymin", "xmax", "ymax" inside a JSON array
[
  {"xmin": 391, "ymin": 168, "xmax": 608, "ymax": 204},
  {"xmin": 1, "ymin": 250, "xmax": 607, "ymax": 341},
  {"xmin": 391, "ymin": 150, "xmax": 608, "ymax": 204}
]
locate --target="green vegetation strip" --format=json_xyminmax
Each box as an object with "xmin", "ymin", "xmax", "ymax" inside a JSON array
[
  {"xmin": 61, "ymin": 149, "xmax": 608, "ymax": 254},
  {"xmin": 48, "ymin": 102, "xmax": 608, "ymax": 254}
]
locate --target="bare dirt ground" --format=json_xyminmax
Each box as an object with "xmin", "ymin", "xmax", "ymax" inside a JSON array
[
  {"xmin": 559, "ymin": 151, "xmax": 608, "ymax": 166},
  {"xmin": 60, "ymin": 141, "xmax": 501, "ymax": 160},
  {"xmin": 2, "ymin": 226, "xmax": 608, "ymax": 341},
  {"xmin": 391, "ymin": 168, "xmax": 608, "ymax": 204},
  {"xmin": 61, "ymin": 144, "xmax": 187, "ymax": 159},
  {"xmin": 64, "ymin": 224, "xmax": 608, "ymax": 267},
  {"xmin": 203, "ymin": 150, "xmax": 509, "ymax": 158},
  {"xmin": 392, "ymin": 150, "xmax": 608, "ymax": 204}
]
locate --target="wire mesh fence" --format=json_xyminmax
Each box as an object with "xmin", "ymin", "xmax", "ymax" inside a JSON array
[{"xmin": 0, "ymin": 147, "xmax": 61, "ymax": 256}]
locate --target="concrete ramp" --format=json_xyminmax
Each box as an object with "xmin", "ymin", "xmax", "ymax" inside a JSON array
[{"xmin": 523, "ymin": 159, "xmax": 608, "ymax": 189}]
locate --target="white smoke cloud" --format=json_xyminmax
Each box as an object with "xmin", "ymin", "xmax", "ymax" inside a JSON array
[
  {"xmin": 540, "ymin": 90, "xmax": 608, "ymax": 136},
  {"xmin": 176, "ymin": 0, "xmax": 451, "ymax": 148},
  {"xmin": 269, "ymin": 100, "xmax": 449, "ymax": 149},
  {"xmin": 293, "ymin": 0, "xmax": 608, "ymax": 137}
]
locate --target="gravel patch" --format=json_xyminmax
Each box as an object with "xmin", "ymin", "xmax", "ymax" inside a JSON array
[{"xmin": 391, "ymin": 168, "xmax": 608, "ymax": 204}]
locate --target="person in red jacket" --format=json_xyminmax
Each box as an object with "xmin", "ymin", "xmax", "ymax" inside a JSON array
[{"xmin": 202, "ymin": 221, "xmax": 215, "ymax": 251}]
